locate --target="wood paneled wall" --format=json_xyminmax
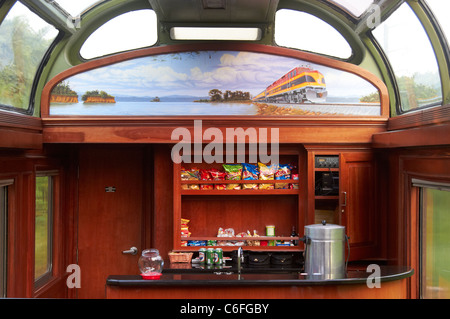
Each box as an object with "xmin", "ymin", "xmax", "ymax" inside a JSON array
[{"xmin": 0, "ymin": 148, "xmax": 75, "ymax": 298}]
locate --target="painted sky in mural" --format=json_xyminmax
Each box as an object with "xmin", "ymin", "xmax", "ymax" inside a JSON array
[{"xmin": 59, "ymin": 51, "xmax": 377, "ymax": 98}]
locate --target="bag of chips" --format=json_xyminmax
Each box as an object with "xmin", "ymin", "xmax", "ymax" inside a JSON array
[
  {"xmin": 275, "ymin": 164, "xmax": 291, "ymax": 189},
  {"xmin": 209, "ymin": 168, "xmax": 227, "ymax": 190},
  {"xmin": 242, "ymin": 163, "xmax": 259, "ymax": 189},
  {"xmin": 199, "ymin": 169, "xmax": 213, "ymax": 190},
  {"xmin": 223, "ymin": 164, "xmax": 242, "ymax": 190},
  {"xmin": 181, "ymin": 167, "xmax": 200, "ymax": 190},
  {"xmin": 290, "ymin": 162, "xmax": 299, "ymax": 189},
  {"xmin": 258, "ymin": 162, "xmax": 277, "ymax": 189}
]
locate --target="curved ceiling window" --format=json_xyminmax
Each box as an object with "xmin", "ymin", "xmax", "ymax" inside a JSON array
[
  {"xmin": 80, "ymin": 9, "xmax": 157, "ymax": 59},
  {"xmin": 275, "ymin": 9, "xmax": 352, "ymax": 59},
  {"xmin": 51, "ymin": 0, "xmax": 106, "ymax": 17},
  {"xmin": 0, "ymin": 2, "xmax": 58, "ymax": 113},
  {"xmin": 372, "ymin": 3, "xmax": 442, "ymax": 112},
  {"xmin": 426, "ymin": 0, "xmax": 450, "ymax": 47},
  {"xmin": 328, "ymin": 0, "xmax": 374, "ymax": 18}
]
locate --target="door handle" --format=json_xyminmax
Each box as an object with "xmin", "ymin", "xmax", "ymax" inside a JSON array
[{"xmin": 122, "ymin": 247, "xmax": 138, "ymax": 255}]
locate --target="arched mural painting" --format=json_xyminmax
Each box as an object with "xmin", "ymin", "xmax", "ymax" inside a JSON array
[{"xmin": 49, "ymin": 50, "xmax": 381, "ymax": 116}]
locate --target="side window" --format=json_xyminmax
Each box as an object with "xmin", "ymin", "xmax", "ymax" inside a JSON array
[
  {"xmin": 80, "ymin": 9, "xmax": 157, "ymax": 59},
  {"xmin": 372, "ymin": 3, "xmax": 442, "ymax": 113},
  {"xmin": 275, "ymin": 9, "xmax": 352, "ymax": 59},
  {"xmin": 34, "ymin": 175, "xmax": 53, "ymax": 287},
  {"xmin": 414, "ymin": 179, "xmax": 450, "ymax": 299},
  {"xmin": 0, "ymin": 180, "xmax": 12, "ymax": 298},
  {"xmin": 0, "ymin": 2, "xmax": 58, "ymax": 113}
]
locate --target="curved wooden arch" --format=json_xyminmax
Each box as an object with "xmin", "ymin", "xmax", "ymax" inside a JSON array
[{"xmin": 41, "ymin": 42, "xmax": 389, "ymax": 118}]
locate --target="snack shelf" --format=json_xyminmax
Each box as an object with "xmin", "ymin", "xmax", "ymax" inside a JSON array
[
  {"xmin": 181, "ymin": 189, "xmax": 300, "ymax": 195},
  {"xmin": 173, "ymin": 148, "xmax": 304, "ymax": 252},
  {"xmin": 181, "ymin": 180, "xmax": 299, "ymax": 184},
  {"xmin": 177, "ymin": 246, "xmax": 300, "ymax": 252},
  {"xmin": 181, "ymin": 179, "xmax": 300, "ymax": 195},
  {"xmin": 182, "ymin": 236, "xmax": 300, "ymax": 241}
]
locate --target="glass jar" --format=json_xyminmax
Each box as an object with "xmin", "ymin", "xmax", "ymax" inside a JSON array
[{"xmin": 138, "ymin": 249, "xmax": 164, "ymax": 279}]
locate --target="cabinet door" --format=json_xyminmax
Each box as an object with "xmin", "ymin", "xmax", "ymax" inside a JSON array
[{"xmin": 340, "ymin": 152, "xmax": 378, "ymax": 261}]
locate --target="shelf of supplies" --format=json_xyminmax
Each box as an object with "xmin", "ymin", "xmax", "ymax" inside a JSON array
[
  {"xmin": 181, "ymin": 179, "xmax": 300, "ymax": 195},
  {"xmin": 181, "ymin": 189, "xmax": 300, "ymax": 195},
  {"xmin": 181, "ymin": 180, "xmax": 299, "ymax": 185},
  {"xmin": 177, "ymin": 246, "xmax": 300, "ymax": 251},
  {"xmin": 182, "ymin": 236, "xmax": 300, "ymax": 241}
]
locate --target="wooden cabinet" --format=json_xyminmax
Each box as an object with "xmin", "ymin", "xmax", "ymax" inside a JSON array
[
  {"xmin": 340, "ymin": 151, "xmax": 378, "ymax": 260},
  {"xmin": 172, "ymin": 147, "xmax": 305, "ymax": 252},
  {"xmin": 172, "ymin": 145, "xmax": 378, "ymax": 260},
  {"xmin": 306, "ymin": 147, "xmax": 378, "ymax": 261}
]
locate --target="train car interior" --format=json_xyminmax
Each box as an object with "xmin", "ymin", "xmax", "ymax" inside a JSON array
[{"xmin": 0, "ymin": 0, "xmax": 449, "ymax": 300}]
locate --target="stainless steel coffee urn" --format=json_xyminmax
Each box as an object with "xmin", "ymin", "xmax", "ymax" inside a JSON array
[{"xmin": 303, "ymin": 221, "xmax": 347, "ymax": 280}]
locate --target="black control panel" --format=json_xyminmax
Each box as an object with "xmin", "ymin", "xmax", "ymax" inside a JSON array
[
  {"xmin": 315, "ymin": 155, "xmax": 339, "ymax": 168},
  {"xmin": 315, "ymin": 155, "xmax": 339, "ymax": 196}
]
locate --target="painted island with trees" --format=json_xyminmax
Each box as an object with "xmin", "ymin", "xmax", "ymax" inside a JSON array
[{"xmin": 82, "ymin": 90, "xmax": 116, "ymax": 103}]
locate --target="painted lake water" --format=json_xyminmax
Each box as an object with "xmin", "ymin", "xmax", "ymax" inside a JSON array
[{"xmin": 49, "ymin": 101, "xmax": 380, "ymax": 116}]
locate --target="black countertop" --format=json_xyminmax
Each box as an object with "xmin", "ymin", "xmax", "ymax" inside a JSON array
[{"xmin": 106, "ymin": 265, "xmax": 413, "ymax": 287}]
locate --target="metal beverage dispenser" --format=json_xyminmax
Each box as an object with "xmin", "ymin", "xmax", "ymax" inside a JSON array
[{"xmin": 303, "ymin": 221, "xmax": 348, "ymax": 280}]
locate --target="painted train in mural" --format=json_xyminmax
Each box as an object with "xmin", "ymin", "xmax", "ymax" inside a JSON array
[{"xmin": 253, "ymin": 66, "xmax": 327, "ymax": 104}]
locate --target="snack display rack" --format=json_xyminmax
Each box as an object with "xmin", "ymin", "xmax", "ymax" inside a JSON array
[{"xmin": 172, "ymin": 146, "xmax": 305, "ymax": 252}]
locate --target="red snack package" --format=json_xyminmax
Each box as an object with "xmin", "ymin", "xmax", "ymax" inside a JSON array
[
  {"xmin": 199, "ymin": 169, "xmax": 213, "ymax": 190},
  {"xmin": 209, "ymin": 168, "xmax": 227, "ymax": 190}
]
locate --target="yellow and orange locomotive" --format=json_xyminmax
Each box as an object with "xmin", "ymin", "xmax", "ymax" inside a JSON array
[{"xmin": 253, "ymin": 66, "xmax": 327, "ymax": 103}]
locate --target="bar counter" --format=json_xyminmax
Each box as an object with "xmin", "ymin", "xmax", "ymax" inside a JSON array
[{"xmin": 105, "ymin": 265, "xmax": 413, "ymax": 299}]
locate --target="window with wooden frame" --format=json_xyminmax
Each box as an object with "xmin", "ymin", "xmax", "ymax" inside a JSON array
[
  {"xmin": 372, "ymin": 3, "xmax": 443, "ymax": 114},
  {"xmin": 34, "ymin": 171, "xmax": 60, "ymax": 290},
  {"xmin": 0, "ymin": 1, "xmax": 58, "ymax": 114},
  {"xmin": 413, "ymin": 179, "xmax": 450, "ymax": 299},
  {"xmin": 0, "ymin": 179, "xmax": 13, "ymax": 298}
]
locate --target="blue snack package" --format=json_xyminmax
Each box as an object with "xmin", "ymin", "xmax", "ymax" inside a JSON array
[{"xmin": 242, "ymin": 163, "xmax": 259, "ymax": 189}]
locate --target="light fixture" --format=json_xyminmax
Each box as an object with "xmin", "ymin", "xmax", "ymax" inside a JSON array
[{"xmin": 170, "ymin": 27, "xmax": 262, "ymax": 41}]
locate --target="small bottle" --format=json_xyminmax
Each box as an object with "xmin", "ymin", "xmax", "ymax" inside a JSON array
[{"xmin": 290, "ymin": 226, "xmax": 298, "ymax": 246}]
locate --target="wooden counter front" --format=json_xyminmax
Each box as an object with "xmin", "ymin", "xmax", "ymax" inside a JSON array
[{"xmin": 105, "ymin": 266, "xmax": 413, "ymax": 299}]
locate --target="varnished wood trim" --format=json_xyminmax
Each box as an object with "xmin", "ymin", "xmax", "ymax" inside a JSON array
[
  {"xmin": 0, "ymin": 110, "xmax": 42, "ymax": 131},
  {"xmin": 388, "ymin": 104, "xmax": 450, "ymax": 131},
  {"xmin": 41, "ymin": 43, "xmax": 390, "ymax": 118},
  {"xmin": 0, "ymin": 128, "xmax": 43, "ymax": 150},
  {"xmin": 42, "ymin": 123, "xmax": 387, "ymax": 144},
  {"xmin": 0, "ymin": 110, "xmax": 43, "ymax": 149},
  {"xmin": 372, "ymin": 122, "xmax": 450, "ymax": 148}
]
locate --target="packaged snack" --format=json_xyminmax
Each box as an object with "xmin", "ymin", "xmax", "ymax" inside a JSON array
[
  {"xmin": 290, "ymin": 173, "xmax": 299, "ymax": 189},
  {"xmin": 181, "ymin": 229, "xmax": 191, "ymax": 237},
  {"xmin": 181, "ymin": 218, "xmax": 191, "ymax": 238},
  {"xmin": 181, "ymin": 167, "xmax": 200, "ymax": 190},
  {"xmin": 242, "ymin": 163, "xmax": 259, "ymax": 190},
  {"xmin": 223, "ymin": 164, "xmax": 242, "ymax": 190},
  {"xmin": 217, "ymin": 227, "xmax": 242, "ymax": 246},
  {"xmin": 187, "ymin": 240, "xmax": 207, "ymax": 246},
  {"xmin": 258, "ymin": 162, "xmax": 277, "ymax": 190},
  {"xmin": 290, "ymin": 162, "xmax": 299, "ymax": 189},
  {"xmin": 199, "ymin": 169, "xmax": 213, "ymax": 190},
  {"xmin": 275, "ymin": 164, "xmax": 291, "ymax": 189},
  {"xmin": 209, "ymin": 168, "xmax": 227, "ymax": 190},
  {"xmin": 236, "ymin": 231, "xmax": 249, "ymax": 246},
  {"xmin": 246, "ymin": 230, "xmax": 260, "ymax": 246}
]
